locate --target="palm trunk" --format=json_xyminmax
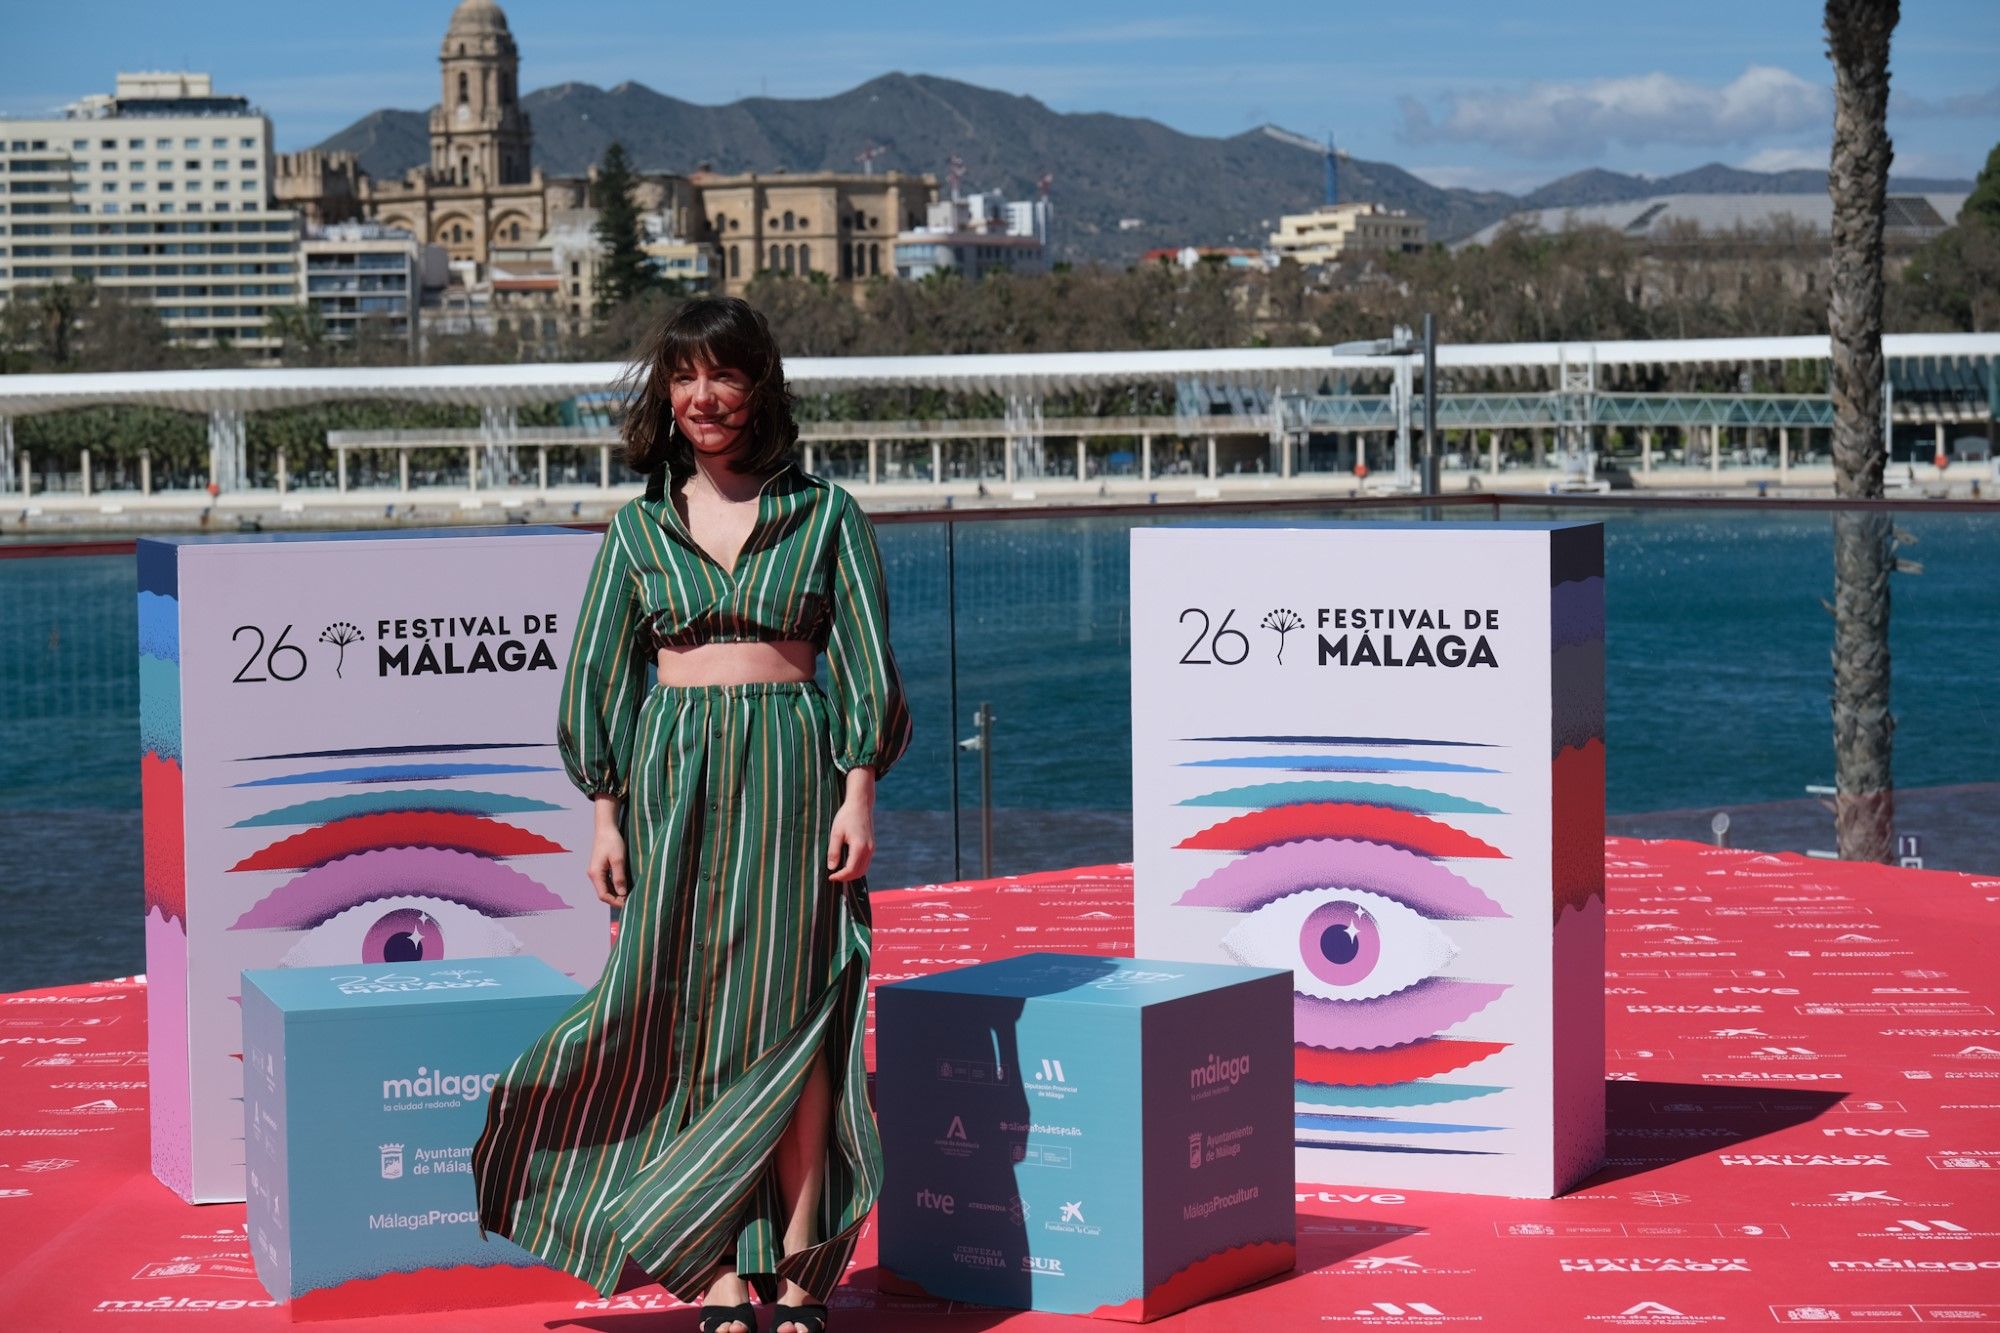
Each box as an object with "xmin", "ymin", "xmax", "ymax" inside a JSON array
[{"xmin": 1825, "ymin": 0, "xmax": 1898, "ymax": 862}]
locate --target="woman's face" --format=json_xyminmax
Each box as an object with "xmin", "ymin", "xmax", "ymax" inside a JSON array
[{"xmin": 668, "ymin": 356, "xmax": 754, "ymax": 459}]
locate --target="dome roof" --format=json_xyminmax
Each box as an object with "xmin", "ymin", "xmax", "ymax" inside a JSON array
[{"xmin": 447, "ymin": 0, "xmax": 510, "ymax": 35}]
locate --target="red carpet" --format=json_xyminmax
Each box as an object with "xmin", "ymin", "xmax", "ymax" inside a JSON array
[{"xmin": 4, "ymin": 838, "xmax": 1999, "ymax": 1329}]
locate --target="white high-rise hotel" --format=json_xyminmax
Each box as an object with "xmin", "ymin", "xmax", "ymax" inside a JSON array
[{"xmin": 0, "ymin": 72, "xmax": 300, "ymax": 347}]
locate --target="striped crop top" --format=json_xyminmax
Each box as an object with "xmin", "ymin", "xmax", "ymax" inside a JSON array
[{"xmin": 554, "ymin": 460, "xmax": 913, "ymax": 795}]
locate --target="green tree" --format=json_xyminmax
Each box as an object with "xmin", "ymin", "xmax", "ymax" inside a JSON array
[
  {"xmin": 591, "ymin": 142, "xmax": 654, "ymax": 315},
  {"xmin": 1961, "ymin": 140, "xmax": 2000, "ymax": 231},
  {"xmin": 1824, "ymin": 0, "xmax": 1899, "ymax": 864},
  {"xmin": 264, "ymin": 305, "xmax": 329, "ymax": 365}
]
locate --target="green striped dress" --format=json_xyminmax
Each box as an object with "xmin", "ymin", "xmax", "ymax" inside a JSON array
[{"xmin": 472, "ymin": 460, "xmax": 912, "ymax": 1303}]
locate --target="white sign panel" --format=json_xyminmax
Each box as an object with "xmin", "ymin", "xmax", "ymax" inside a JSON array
[
  {"xmin": 139, "ymin": 528, "xmax": 613, "ymax": 1203},
  {"xmin": 1131, "ymin": 523, "xmax": 1604, "ymax": 1198}
]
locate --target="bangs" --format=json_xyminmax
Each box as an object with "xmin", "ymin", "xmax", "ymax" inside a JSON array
[{"xmin": 657, "ymin": 300, "xmax": 773, "ymax": 383}]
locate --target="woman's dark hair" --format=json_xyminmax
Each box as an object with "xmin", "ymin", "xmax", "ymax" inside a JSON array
[{"xmin": 619, "ymin": 296, "xmax": 798, "ymax": 476}]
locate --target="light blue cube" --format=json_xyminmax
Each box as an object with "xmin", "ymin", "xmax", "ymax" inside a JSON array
[
  {"xmin": 241, "ymin": 957, "xmax": 583, "ymax": 1319},
  {"xmin": 878, "ymin": 953, "xmax": 1295, "ymax": 1321}
]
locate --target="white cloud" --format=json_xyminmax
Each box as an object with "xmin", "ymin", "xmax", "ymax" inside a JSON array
[
  {"xmin": 1401, "ymin": 65, "xmax": 1830, "ymax": 160},
  {"xmin": 1404, "ymin": 163, "xmax": 1553, "ymax": 194},
  {"xmin": 1737, "ymin": 145, "xmax": 1828, "ymax": 173},
  {"xmin": 1893, "ymin": 83, "xmax": 2000, "ymax": 119}
]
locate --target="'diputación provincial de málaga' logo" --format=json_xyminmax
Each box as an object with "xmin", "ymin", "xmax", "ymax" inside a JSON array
[{"xmin": 319, "ymin": 621, "xmax": 364, "ymax": 678}]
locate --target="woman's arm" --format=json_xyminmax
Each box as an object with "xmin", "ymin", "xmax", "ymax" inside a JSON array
[
  {"xmin": 823, "ymin": 492, "xmax": 913, "ymax": 782},
  {"xmin": 556, "ymin": 518, "xmax": 649, "ymax": 799},
  {"xmin": 556, "ymin": 518, "xmax": 650, "ymax": 905},
  {"xmin": 823, "ymin": 492, "xmax": 910, "ymax": 883}
]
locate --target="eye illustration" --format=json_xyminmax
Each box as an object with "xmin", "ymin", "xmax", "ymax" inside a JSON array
[
  {"xmin": 1172, "ymin": 738, "xmax": 1513, "ymax": 1145},
  {"xmin": 1178, "ymin": 836, "xmax": 1506, "ymax": 919},
  {"xmin": 225, "ymin": 745, "xmax": 574, "ymax": 973},
  {"xmin": 275, "ymin": 895, "xmax": 529, "ymax": 967},
  {"xmin": 231, "ymin": 846, "xmax": 567, "ymax": 931},
  {"xmin": 1221, "ymin": 887, "xmax": 1455, "ymax": 1003}
]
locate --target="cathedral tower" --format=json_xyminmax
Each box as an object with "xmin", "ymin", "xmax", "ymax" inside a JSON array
[{"xmin": 429, "ymin": 0, "xmax": 533, "ymax": 188}]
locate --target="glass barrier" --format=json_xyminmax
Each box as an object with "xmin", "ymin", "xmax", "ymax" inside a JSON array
[{"xmin": 2, "ymin": 496, "xmax": 1995, "ymax": 991}]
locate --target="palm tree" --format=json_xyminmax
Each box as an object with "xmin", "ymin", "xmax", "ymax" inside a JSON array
[{"xmin": 1824, "ymin": 0, "xmax": 1898, "ymax": 862}]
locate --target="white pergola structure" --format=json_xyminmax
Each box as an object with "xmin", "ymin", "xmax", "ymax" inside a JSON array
[{"xmin": 0, "ymin": 333, "xmax": 1993, "ymax": 494}]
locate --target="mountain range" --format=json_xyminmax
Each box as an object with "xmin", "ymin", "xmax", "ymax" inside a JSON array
[{"xmin": 315, "ymin": 72, "xmax": 1971, "ymax": 262}]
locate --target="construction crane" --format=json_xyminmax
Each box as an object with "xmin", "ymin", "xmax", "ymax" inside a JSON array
[
  {"xmin": 855, "ymin": 144, "xmax": 886, "ymax": 176},
  {"xmin": 1259, "ymin": 126, "xmax": 1349, "ymax": 206}
]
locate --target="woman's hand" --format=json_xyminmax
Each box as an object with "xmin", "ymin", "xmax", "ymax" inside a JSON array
[
  {"xmin": 589, "ymin": 797, "xmax": 629, "ymax": 907},
  {"xmin": 826, "ymin": 767, "xmax": 877, "ymax": 883}
]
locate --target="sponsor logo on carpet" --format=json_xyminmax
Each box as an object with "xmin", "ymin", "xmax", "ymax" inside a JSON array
[
  {"xmin": 93, "ymin": 1298, "xmax": 282, "ymax": 1312},
  {"xmin": 1827, "ymin": 1256, "xmax": 2000, "ymax": 1272},
  {"xmin": 1559, "ymin": 1258, "xmax": 1750, "ymax": 1273},
  {"xmin": 1720, "ymin": 1154, "xmax": 1890, "ymax": 1167},
  {"xmin": 1583, "ymin": 1301, "xmax": 1727, "ymax": 1327}
]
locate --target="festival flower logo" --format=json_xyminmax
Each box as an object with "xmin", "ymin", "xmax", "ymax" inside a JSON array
[{"xmin": 318, "ymin": 621, "xmax": 364, "ymax": 679}]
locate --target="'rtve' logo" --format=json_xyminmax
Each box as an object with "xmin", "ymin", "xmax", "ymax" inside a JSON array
[{"xmin": 915, "ymin": 1189, "xmax": 955, "ymax": 1216}]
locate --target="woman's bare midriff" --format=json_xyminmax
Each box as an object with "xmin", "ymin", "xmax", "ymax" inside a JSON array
[{"xmin": 656, "ymin": 639, "xmax": 817, "ymax": 687}]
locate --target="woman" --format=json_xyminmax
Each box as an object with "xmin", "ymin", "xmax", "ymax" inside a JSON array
[{"xmin": 472, "ymin": 296, "xmax": 912, "ymax": 1333}]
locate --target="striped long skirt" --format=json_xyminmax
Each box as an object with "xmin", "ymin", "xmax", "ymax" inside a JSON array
[{"xmin": 472, "ymin": 679, "xmax": 879, "ymax": 1303}]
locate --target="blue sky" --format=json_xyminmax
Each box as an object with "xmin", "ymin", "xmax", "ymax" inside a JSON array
[{"xmin": 3, "ymin": 0, "xmax": 1994, "ymax": 192}]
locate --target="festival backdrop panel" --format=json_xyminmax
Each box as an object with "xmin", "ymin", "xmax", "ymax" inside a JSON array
[
  {"xmin": 137, "ymin": 529, "xmax": 613, "ymax": 1204},
  {"xmin": 1129, "ymin": 523, "xmax": 1605, "ymax": 1198}
]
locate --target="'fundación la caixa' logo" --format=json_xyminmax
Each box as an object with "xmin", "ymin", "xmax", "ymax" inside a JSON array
[{"xmin": 1174, "ymin": 605, "xmax": 1502, "ymax": 668}]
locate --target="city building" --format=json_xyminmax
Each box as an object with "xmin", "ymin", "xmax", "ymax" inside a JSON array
[
  {"xmin": 1267, "ymin": 201, "xmax": 1428, "ymax": 266},
  {"xmin": 892, "ymin": 190, "xmax": 1048, "ymax": 281},
  {"xmin": 348, "ymin": 0, "xmax": 556, "ymax": 266},
  {"xmin": 692, "ymin": 169, "xmax": 937, "ymax": 294},
  {"xmin": 265, "ymin": 2, "xmax": 932, "ymax": 305},
  {"xmin": 1456, "ymin": 192, "xmax": 1969, "ymax": 250},
  {"xmin": 273, "ymin": 149, "xmax": 364, "ymax": 226},
  {"xmin": 487, "ymin": 209, "xmax": 584, "ymax": 337},
  {"xmin": 300, "ymin": 221, "xmax": 434, "ymax": 349},
  {"xmin": 1142, "ymin": 245, "xmax": 1276, "ymax": 271},
  {"xmin": 1452, "ymin": 191, "xmax": 1973, "ymax": 311},
  {"xmin": 0, "ymin": 71, "xmax": 301, "ymax": 348}
]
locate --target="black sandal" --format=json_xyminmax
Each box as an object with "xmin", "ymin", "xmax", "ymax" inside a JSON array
[
  {"xmin": 770, "ymin": 1304, "xmax": 827, "ymax": 1333},
  {"xmin": 698, "ymin": 1303, "xmax": 758, "ymax": 1333}
]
